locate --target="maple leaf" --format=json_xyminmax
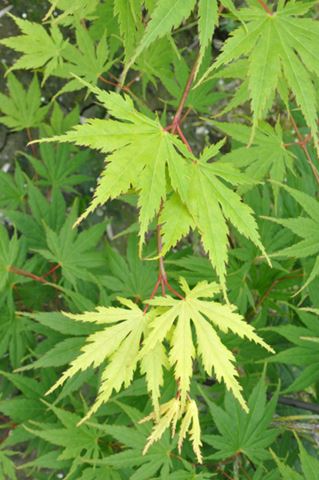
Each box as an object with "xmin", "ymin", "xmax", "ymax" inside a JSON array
[
  {"xmin": 53, "ymin": 24, "xmax": 111, "ymax": 95},
  {"xmin": 265, "ymin": 184, "xmax": 319, "ymax": 289},
  {"xmin": 46, "ymin": 298, "xmax": 148, "ymax": 423},
  {"xmin": 212, "ymin": 120, "xmax": 295, "ymax": 206},
  {"xmin": 197, "ymin": 1, "xmax": 319, "ymax": 147},
  {"xmin": 161, "ymin": 140, "xmax": 267, "ymax": 292},
  {"xmin": 0, "ymin": 74, "xmax": 49, "ymax": 131},
  {"xmin": 123, "ymin": 0, "xmax": 197, "ymax": 78},
  {"xmin": 196, "ymin": 0, "xmax": 219, "ymax": 77},
  {"xmin": 141, "ymin": 278, "xmax": 274, "ymax": 410},
  {"xmin": 38, "ymin": 80, "xmax": 190, "ymax": 252},
  {"xmin": 202, "ymin": 373, "xmax": 279, "ymax": 464},
  {"xmin": 0, "ymin": 14, "xmax": 68, "ymax": 81}
]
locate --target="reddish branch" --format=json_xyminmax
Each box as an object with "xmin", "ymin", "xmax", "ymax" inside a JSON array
[
  {"xmin": 170, "ymin": 59, "xmax": 198, "ymax": 135},
  {"xmin": 255, "ymin": 271, "xmax": 304, "ymax": 311},
  {"xmin": 26, "ymin": 128, "xmax": 37, "ymax": 156},
  {"xmin": 289, "ymin": 114, "xmax": 319, "ymax": 186},
  {"xmin": 257, "ymin": 0, "xmax": 273, "ymax": 15},
  {"xmin": 42, "ymin": 263, "xmax": 61, "ymax": 278},
  {"xmin": 9, "ymin": 265, "xmax": 47, "ymax": 284},
  {"xmin": 9, "ymin": 264, "xmax": 60, "ymax": 284}
]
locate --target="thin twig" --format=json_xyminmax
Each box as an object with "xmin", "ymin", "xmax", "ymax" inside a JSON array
[
  {"xmin": 289, "ymin": 114, "xmax": 319, "ymax": 186},
  {"xmin": 171, "ymin": 57, "xmax": 199, "ymax": 134},
  {"xmin": 26, "ymin": 128, "xmax": 37, "ymax": 156},
  {"xmin": 257, "ymin": 0, "xmax": 273, "ymax": 15},
  {"xmin": 9, "ymin": 266, "xmax": 47, "ymax": 284}
]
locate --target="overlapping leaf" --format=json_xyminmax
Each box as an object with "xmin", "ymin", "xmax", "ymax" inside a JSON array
[
  {"xmin": 266, "ymin": 184, "xmax": 319, "ymax": 288},
  {"xmin": 202, "ymin": 374, "xmax": 279, "ymax": 464},
  {"xmin": 142, "ymin": 279, "xmax": 273, "ymax": 411},
  {"xmin": 55, "ymin": 24, "xmax": 111, "ymax": 94},
  {"xmin": 197, "ymin": 1, "xmax": 319, "ymax": 146},
  {"xmin": 40, "ymin": 81, "xmax": 189, "ymax": 250},
  {"xmin": 268, "ymin": 308, "xmax": 319, "ymax": 393},
  {"xmin": 46, "ymin": 298, "xmax": 148, "ymax": 422},
  {"xmin": 212, "ymin": 120, "xmax": 295, "ymax": 204},
  {"xmin": 161, "ymin": 141, "xmax": 267, "ymax": 291},
  {"xmin": 124, "ymin": 0, "xmax": 197, "ymax": 77},
  {"xmin": 0, "ymin": 15, "xmax": 68, "ymax": 81}
]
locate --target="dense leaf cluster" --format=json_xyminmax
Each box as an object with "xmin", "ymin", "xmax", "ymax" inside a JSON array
[{"xmin": 0, "ymin": 1, "xmax": 319, "ymax": 478}]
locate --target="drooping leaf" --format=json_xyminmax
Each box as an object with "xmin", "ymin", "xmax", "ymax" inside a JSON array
[
  {"xmin": 124, "ymin": 0, "xmax": 197, "ymax": 77},
  {"xmin": 197, "ymin": 2, "xmax": 319, "ymax": 147},
  {"xmin": 196, "ymin": 0, "xmax": 219, "ymax": 77},
  {"xmin": 142, "ymin": 279, "xmax": 273, "ymax": 410}
]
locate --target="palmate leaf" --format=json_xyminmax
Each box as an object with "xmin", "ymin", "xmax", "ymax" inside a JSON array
[
  {"xmin": 26, "ymin": 403, "xmax": 104, "ymax": 467},
  {"xmin": 47, "ymin": 298, "xmax": 149, "ymax": 422},
  {"xmin": 54, "ymin": 24, "xmax": 111, "ymax": 95},
  {"xmin": 266, "ymin": 184, "xmax": 319, "ymax": 288},
  {"xmin": 0, "ymin": 74, "xmax": 49, "ymax": 131},
  {"xmin": 142, "ymin": 279, "xmax": 273, "ymax": 410},
  {"xmin": 197, "ymin": 1, "xmax": 319, "ymax": 147},
  {"xmin": 268, "ymin": 308, "xmax": 319, "ymax": 393},
  {"xmin": 39, "ymin": 80, "xmax": 265, "ymax": 290},
  {"xmin": 40, "ymin": 80, "xmax": 190, "ymax": 251},
  {"xmin": 36, "ymin": 202, "xmax": 106, "ymax": 286},
  {"xmin": 212, "ymin": 120, "xmax": 295, "ymax": 204},
  {"xmin": 46, "ymin": 279, "xmax": 273, "ymax": 461},
  {"xmin": 0, "ymin": 15, "xmax": 68, "ymax": 81},
  {"xmin": 202, "ymin": 374, "xmax": 279, "ymax": 464},
  {"xmin": 161, "ymin": 140, "xmax": 267, "ymax": 292}
]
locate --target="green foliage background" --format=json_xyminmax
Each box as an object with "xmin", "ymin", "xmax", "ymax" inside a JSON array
[{"xmin": 0, "ymin": 0, "xmax": 319, "ymax": 478}]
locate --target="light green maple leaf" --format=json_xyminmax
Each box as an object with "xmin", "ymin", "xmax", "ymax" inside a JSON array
[
  {"xmin": 141, "ymin": 279, "xmax": 273, "ymax": 410},
  {"xmin": 47, "ymin": 298, "xmax": 149, "ymax": 422},
  {"xmin": 196, "ymin": 0, "xmax": 219, "ymax": 77},
  {"xmin": 53, "ymin": 24, "xmax": 111, "ymax": 95},
  {"xmin": 45, "ymin": 278, "xmax": 273, "ymax": 459},
  {"xmin": 212, "ymin": 120, "xmax": 295, "ymax": 206},
  {"xmin": 161, "ymin": 140, "xmax": 267, "ymax": 292},
  {"xmin": 0, "ymin": 74, "xmax": 49, "ymax": 131},
  {"xmin": 123, "ymin": 0, "xmax": 197, "ymax": 79},
  {"xmin": 0, "ymin": 14, "xmax": 68, "ymax": 81},
  {"xmin": 197, "ymin": 1, "xmax": 319, "ymax": 147},
  {"xmin": 38, "ymin": 80, "xmax": 190, "ymax": 252}
]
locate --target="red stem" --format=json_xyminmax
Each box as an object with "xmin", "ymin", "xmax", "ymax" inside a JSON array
[
  {"xmin": 171, "ymin": 58, "xmax": 198, "ymax": 134},
  {"xmin": 9, "ymin": 266, "xmax": 47, "ymax": 284},
  {"xmin": 289, "ymin": 114, "xmax": 319, "ymax": 186},
  {"xmin": 42, "ymin": 263, "xmax": 61, "ymax": 278},
  {"xmin": 177, "ymin": 125, "xmax": 192, "ymax": 152},
  {"xmin": 26, "ymin": 128, "xmax": 37, "ymax": 156},
  {"xmin": 257, "ymin": 0, "xmax": 273, "ymax": 15}
]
